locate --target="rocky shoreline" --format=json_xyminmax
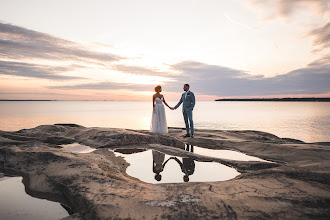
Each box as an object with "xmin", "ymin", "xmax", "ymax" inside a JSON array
[{"xmin": 0, "ymin": 124, "xmax": 329, "ymax": 219}]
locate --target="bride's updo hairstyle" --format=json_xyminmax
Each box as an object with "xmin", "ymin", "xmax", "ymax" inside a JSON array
[{"xmin": 155, "ymin": 85, "xmax": 161, "ymax": 92}]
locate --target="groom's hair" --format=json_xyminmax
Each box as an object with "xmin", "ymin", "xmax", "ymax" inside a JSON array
[{"xmin": 184, "ymin": 84, "xmax": 190, "ymax": 88}]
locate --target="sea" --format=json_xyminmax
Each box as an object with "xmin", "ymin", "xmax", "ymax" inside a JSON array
[{"xmin": 0, "ymin": 101, "xmax": 329, "ymax": 143}]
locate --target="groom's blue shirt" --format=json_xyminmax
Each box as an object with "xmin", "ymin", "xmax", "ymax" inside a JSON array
[{"xmin": 174, "ymin": 91, "xmax": 195, "ymax": 112}]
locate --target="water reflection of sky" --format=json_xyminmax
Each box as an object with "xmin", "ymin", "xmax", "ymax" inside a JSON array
[
  {"xmin": 112, "ymin": 147, "xmax": 240, "ymax": 184},
  {"xmin": 60, "ymin": 143, "xmax": 96, "ymax": 153},
  {"xmin": 0, "ymin": 174, "xmax": 69, "ymax": 220},
  {"xmin": 193, "ymin": 146, "xmax": 268, "ymax": 162},
  {"xmin": 59, "ymin": 142, "xmax": 267, "ymax": 184}
]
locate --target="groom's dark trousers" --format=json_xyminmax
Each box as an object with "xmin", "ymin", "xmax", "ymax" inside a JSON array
[{"xmin": 183, "ymin": 110, "xmax": 194, "ymax": 135}]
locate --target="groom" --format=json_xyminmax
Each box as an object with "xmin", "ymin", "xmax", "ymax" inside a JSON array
[{"xmin": 172, "ymin": 84, "xmax": 195, "ymax": 138}]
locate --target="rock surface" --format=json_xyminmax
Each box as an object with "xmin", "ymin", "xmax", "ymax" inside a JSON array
[{"xmin": 0, "ymin": 124, "xmax": 329, "ymax": 219}]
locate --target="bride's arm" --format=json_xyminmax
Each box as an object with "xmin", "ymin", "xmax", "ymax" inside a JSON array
[
  {"xmin": 152, "ymin": 95, "xmax": 155, "ymax": 108},
  {"xmin": 163, "ymin": 97, "xmax": 171, "ymax": 109}
]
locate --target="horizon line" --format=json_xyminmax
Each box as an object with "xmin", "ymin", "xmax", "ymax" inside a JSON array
[{"xmin": 1, "ymin": 97, "xmax": 330, "ymax": 102}]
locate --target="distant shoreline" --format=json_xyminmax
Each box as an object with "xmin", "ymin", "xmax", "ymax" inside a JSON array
[
  {"xmin": 1, "ymin": 98, "xmax": 329, "ymax": 102},
  {"xmin": 0, "ymin": 100, "xmax": 57, "ymax": 101},
  {"xmin": 215, "ymin": 98, "xmax": 330, "ymax": 102}
]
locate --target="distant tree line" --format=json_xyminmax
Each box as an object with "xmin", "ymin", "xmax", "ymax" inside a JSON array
[{"xmin": 215, "ymin": 98, "xmax": 330, "ymax": 102}]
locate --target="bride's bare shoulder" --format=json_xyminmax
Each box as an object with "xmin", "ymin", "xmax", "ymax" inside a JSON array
[{"xmin": 153, "ymin": 93, "xmax": 164, "ymax": 99}]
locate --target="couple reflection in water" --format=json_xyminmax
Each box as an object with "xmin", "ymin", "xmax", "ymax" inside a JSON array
[{"xmin": 152, "ymin": 144, "xmax": 195, "ymax": 182}]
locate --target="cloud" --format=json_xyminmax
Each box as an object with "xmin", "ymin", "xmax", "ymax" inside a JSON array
[
  {"xmin": 249, "ymin": 0, "xmax": 330, "ymax": 52},
  {"xmin": 170, "ymin": 61, "xmax": 261, "ymax": 80},
  {"xmin": 0, "ymin": 92, "xmax": 82, "ymax": 96},
  {"xmin": 0, "ymin": 92, "xmax": 58, "ymax": 95},
  {"xmin": 251, "ymin": 0, "xmax": 329, "ymax": 18},
  {"xmin": 0, "ymin": 21, "xmax": 171, "ymax": 82},
  {"xmin": 0, "ymin": 21, "xmax": 123, "ymax": 63},
  {"xmin": 307, "ymin": 22, "xmax": 330, "ymax": 52},
  {"xmin": 50, "ymin": 55, "xmax": 329, "ymax": 97},
  {"xmin": 166, "ymin": 55, "xmax": 330, "ymax": 96},
  {"xmin": 0, "ymin": 60, "xmax": 84, "ymax": 80},
  {"xmin": 277, "ymin": 0, "xmax": 328, "ymax": 17},
  {"xmin": 2, "ymin": 21, "xmax": 328, "ymax": 98},
  {"xmin": 49, "ymin": 81, "xmax": 153, "ymax": 91},
  {"xmin": 0, "ymin": 21, "xmax": 128, "ymax": 81},
  {"xmin": 112, "ymin": 64, "xmax": 168, "ymax": 76}
]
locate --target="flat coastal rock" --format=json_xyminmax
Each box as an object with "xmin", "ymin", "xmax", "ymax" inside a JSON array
[{"xmin": 0, "ymin": 124, "xmax": 329, "ymax": 219}]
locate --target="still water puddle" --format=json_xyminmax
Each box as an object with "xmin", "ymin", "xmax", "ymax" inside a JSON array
[
  {"xmin": 59, "ymin": 143, "xmax": 266, "ymax": 184},
  {"xmin": 0, "ymin": 173, "xmax": 70, "ymax": 220},
  {"xmin": 192, "ymin": 145, "xmax": 268, "ymax": 162},
  {"xmin": 112, "ymin": 145, "xmax": 241, "ymax": 184},
  {"xmin": 60, "ymin": 143, "xmax": 96, "ymax": 153}
]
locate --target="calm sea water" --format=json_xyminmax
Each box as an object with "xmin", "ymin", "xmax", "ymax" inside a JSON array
[{"xmin": 0, "ymin": 101, "xmax": 329, "ymax": 143}]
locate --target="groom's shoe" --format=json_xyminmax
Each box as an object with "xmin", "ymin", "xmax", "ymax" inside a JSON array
[
  {"xmin": 190, "ymin": 134, "xmax": 194, "ymax": 138},
  {"xmin": 183, "ymin": 134, "xmax": 190, "ymax": 138}
]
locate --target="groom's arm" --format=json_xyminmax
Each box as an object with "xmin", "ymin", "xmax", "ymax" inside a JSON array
[
  {"xmin": 174, "ymin": 95, "xmax": 183, "ymax": 109},
  {"xmin": 173, "ymin": 157, "xmax": 183, "ymax": 167}
]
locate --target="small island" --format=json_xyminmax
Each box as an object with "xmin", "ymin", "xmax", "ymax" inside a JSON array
[
  {"xmin": 215, "ymin": 97, "xmax": 330, "ymax": 102},
  {"xmin": 0, "ymin": 99, "xmax": 57, "ymax": 101}
]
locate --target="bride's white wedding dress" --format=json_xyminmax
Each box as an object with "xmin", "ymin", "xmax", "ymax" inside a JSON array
[{"xmin": 150, "ymin": 97, "xmax": 168, "ymax": 134}]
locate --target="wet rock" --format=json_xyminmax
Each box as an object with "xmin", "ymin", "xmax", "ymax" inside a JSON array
[{"xmin": 0, "ymin": 124, "xmax": 329, "ymax": 219}]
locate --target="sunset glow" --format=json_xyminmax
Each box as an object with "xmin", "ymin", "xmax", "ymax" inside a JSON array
[{"xmin": 0, "ymin": 0, "xmax": 329, "ymax": 100}]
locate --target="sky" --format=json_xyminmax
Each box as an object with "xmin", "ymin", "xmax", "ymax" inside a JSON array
[{"xmin": 0, "ymin": 0, "xmax": 329, "ymax": 100}]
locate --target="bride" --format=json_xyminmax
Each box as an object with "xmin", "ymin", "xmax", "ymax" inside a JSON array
[{"xmin": 150, "ymin": 85, "xmax": 173, "ymax": 134}]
